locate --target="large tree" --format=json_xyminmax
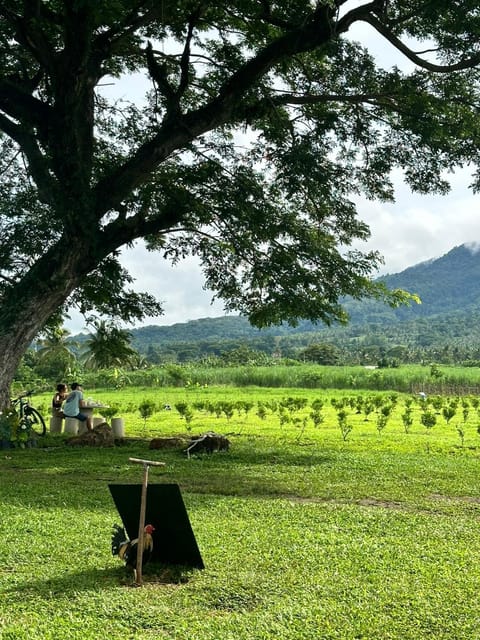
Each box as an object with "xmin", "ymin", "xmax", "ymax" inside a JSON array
[{"xmin": 0, "ymin": 1, "xmax": 479, "ymax": 407}]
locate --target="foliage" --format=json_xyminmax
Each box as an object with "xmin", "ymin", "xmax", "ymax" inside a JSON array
[
  {"xmin": 138, "ymin": 399, "xmax": 156, "ymax": 433},
  {"xmin": 1, "ymin": 2, "xmax": 480, "ymax": 407},
  {"xmin": 34, "ymin": 362, "xmax": 480, "ymax": 397},
  {"xmin": 100, "ymin": 405, "xmax": 121, "ymax": 421},
  {"xmin": 175, "ymin": 401, "xmax": 194, "ymax": 431},
  {"xmin": 0, "ymin": 406, "xmax": 31, "ymax": 446},
  {"xmin": 300, "ymin": 343, "xmax": 339, "ymax": 365},
  {"xmin": 336, "ymin": 409, "xmax": 352, "ymax": 441},
  {"xmin": 420, "ymin": 410, "xmax": 437, "ymax": 430},
  {"xmin": 81, "ymin": 321, "xmax": 138, "ymax": 370},
  {"xmin": 35, "ymin": 327, "xmax": 78, "ymax": 380}
]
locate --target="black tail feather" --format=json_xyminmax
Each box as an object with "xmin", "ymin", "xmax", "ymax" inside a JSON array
[{"xmin": 111, "ymin": 523, "xmax": 127, "ymax": 556}]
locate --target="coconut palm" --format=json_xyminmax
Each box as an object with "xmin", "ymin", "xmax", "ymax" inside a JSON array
[
  {"xmin": 35, "ymin": 327, "xmax": 78, "ymax": 379},
  {"xmin": 81, "ymin": 320, "xmax": 137, "ymax": 370},
  {"xmin": 37, "ymin": 327, "xmax": 77, "ymax": 360}
]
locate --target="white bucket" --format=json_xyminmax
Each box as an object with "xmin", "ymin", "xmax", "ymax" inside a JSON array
[
  {"xmin": 93, "ymin": 416, "xmax": 105, "ymax": 427},
  {"xmin": 111, "ymin": 417, "xmax": 125, "ymax": 438}
]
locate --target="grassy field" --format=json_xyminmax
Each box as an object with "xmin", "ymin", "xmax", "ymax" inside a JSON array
[
  {"xmin": 19, "ymin": 362, "xmax": 480, "ymax": 395},
  {"xmin": 2, "ymin": 386, "xmax": 480, "ymax": 639}
]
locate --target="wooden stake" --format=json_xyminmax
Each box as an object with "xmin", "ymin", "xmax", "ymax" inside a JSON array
[{"xmin": 129, "ymin": 457, "xmax": 166, "ymax": 586}]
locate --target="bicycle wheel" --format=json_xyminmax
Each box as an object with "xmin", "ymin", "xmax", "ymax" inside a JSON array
[{"xmin": 24, "ymin": 406, "xmax": 47, "ymax": 437}]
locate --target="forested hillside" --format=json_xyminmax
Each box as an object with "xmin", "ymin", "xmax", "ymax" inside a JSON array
[
  {"xmin": 342, "ymin": 244, "xmax": 478, "ymax": 322},
  {"xmin": 89, "ymin": 244, "xmax": 480, "ymax": 364}
]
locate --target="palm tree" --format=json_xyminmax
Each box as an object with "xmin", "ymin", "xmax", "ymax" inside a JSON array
[
  {"xmin": 36, "ymin": 327, "xmax": 78, "ymax": 378},
  {"xmin": 37, "ymin": 327, "xmax": 77, "ymax": 359},
  {"xmin": 81, "ymin": 320, "xmax": 137, "ymax": 370}
]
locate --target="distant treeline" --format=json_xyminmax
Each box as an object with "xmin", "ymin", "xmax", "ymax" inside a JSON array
[{"xmin": 121, "ymin": 311, "xmax": 480, "ymax": 367}]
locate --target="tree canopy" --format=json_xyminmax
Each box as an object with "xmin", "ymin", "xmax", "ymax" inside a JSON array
[{"xmin": 0, "ymin": 0, "xmax": 480, "ymax": 406}]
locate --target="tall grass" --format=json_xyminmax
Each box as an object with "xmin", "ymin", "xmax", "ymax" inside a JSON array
[{"xmin": 100, "ymin": 364, "xmax": 480, "ymax": 393}]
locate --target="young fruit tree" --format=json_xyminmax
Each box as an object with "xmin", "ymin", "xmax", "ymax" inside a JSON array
[{"xmin": 0, "ymin": 1, "xmax": 479, "ymax": 408}]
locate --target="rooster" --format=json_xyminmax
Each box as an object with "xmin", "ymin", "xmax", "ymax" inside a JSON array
[{"xmin": 111, "ymin": 523, "xmax": 155, "ymax": 581}]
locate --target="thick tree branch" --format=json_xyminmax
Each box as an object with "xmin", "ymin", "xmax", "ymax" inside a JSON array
[
  {"xmin": 177, "ymin": 13, "xmax": 197, "ymax": 100},
  {"xmin": 271, "ymin": 91, "xmax": 396, "ymax": 106},
  {"xmin": 0, "ymin": 113, "xmax": 56, "ymax": 203},
  {"xmin": 364, "ymin": 14, "xmax": 480, "ymax": 72},
  {"xmin": 0, "ymin": 79, "xmax": 51, "ymax": 135},
  {"xmin": 0, "ymin": 4, "xmax": 57, "ymax": 74},
  {"xmin": 91, "ymin": 2, "xmax": 166, "ymax": 70},
  {"xmin": 146, "ymin": 41, "xmax": 178, "ymax": 111},
  {"xmin": 99, "ymin": 201, "xmax": 187, "ymax": 256},
  {"xmin": 94, "ymin": 4, "xmax": 337, "ymax": 214},
  {"xmin": 338, "ymin": 6, "xmax": 480, "ymax": 72}
]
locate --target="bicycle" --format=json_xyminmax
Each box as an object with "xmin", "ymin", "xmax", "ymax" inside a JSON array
[{"xmin": 11, "ymin": 390, "xmax": 46, "ymax": 437}]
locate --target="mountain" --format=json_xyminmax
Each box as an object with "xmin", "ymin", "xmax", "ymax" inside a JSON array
[
  {"xmin": 84, "ymin": 243, "xmax": 480, "ymax": 358},
  {"xmin": 345, "ymin": 242, "xmax": 480, "ymax": 323}
]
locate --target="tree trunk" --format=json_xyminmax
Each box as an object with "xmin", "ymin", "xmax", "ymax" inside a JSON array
[{"xmin": 0, "ymin": 240, "xmax": 94, "ymax": 409}]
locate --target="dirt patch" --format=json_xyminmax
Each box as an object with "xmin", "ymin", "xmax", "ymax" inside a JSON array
[
  {"xmin": 429, "ymin": 493, "xmax": 480, "ymax": 504},
  {"xmin": 356, "ymin": 498, "xmax": 410, "ymax": 511}
]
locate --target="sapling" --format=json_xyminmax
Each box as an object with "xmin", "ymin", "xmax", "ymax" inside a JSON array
[
  {"xmin": 310, "ymin": 409, "xmax": 324, "ymax": 429},
  {"xmin": 431, "ymin": 396, "xmax": 444, "ymax": 413},
  {"xmin": 388, "ymin": 394, "xmax": 399, "ymax": 407},
  {"xmin": 265, "ymin": 400, "xmax": 278, "ymax": 413},
  {"xmin": 354, "ymin": 396, "xmax": 364, "ymax": 414},
  {"xmin": 337, "ymin": 409, "xmax": 352, "ymax": 441},
  {"xmin": 347, "ymin": 396, "xmax": 357, "ymax": 410},
  {"xmin": 363, "ymin": 400, "xmax": 374, "ymax": 421},
  {"xmin": 421, "ymin": 410, "xmax": 437, "ymax": 431},
  {"xmin": 256, "ymin": 403, "xmax": 267, "ymax": 420},
  {"xmin": 311, "ymin": 399, "xmax": 324, "ymax": 412},
  {"xmin": 101, "ymin": 405, "xmax": 121, "ymax": 421},
  {"xmin": 220, "ymin": 401, "xmax": 235, "ymax": 421},
  {"xmin": 175, "ymin": 401, "xmax": 194, "ymax": 430},
  {"xmin": 376, "ymin": 404, "xmax": 393, "ymax": 434},
  {"xmin": 401, "ymin": 407, "xmax": 413, "ymax": 433},
  {"xmin": 442, "ymin": 405, "xmax": 457, "ymax": 424},
  {"xmin": 470, "ymin": 397, "xmax": 480, "ymax": 416},
  {"xmin": 213, "ymin": 402, "xmax": 223, "ymax": 419},
  {"xmin": 294, "ymin": 416, "xmax": 308, "ymax": 443},
  {"xmin": 138, "ymin": 399, "xmax": 156, "ymax": 435},
  {"xmin": 279, "ymin": 408, "xmax": 291, "ymax": 426}
]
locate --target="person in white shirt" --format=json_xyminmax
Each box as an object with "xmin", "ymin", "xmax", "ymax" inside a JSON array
[{"xmin": 63, "ymin": 382, "xmax": 93, "ymax": 432}]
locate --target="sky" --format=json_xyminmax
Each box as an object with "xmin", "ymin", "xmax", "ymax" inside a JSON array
[{"xmin": 65, "ymin": 11, "xmax": 480, "ymax": 333}]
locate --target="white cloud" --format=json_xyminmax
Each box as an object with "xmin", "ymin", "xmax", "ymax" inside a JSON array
[
  {"xmin": 354, "ymin": 169, "xmax": 479, "ymax": 275},
  {"xmin": 121, "ymin": 242, "xmax": 226, "ymax": 324},
  {"xmin": 65, "ymin": 243, "xmax": 226, "ymax": 333}
]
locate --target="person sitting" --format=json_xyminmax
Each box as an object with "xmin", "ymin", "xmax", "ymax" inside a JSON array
[
  {"xmin": 52, "ymin": 383, "xmax": 68, "ymax": 418},
  {"xmin": 62, "ymin": 382, "xmax": 93, "ymax": 432}
]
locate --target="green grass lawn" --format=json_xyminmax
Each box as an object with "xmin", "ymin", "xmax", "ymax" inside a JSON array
[{"xmin": 2, "ymin": 387, "xmax": 480, "ymax": 639}]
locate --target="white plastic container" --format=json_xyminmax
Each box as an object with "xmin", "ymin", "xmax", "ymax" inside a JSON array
[{"xmin": 111, "ymin": 417, "xmax": 125, "ymax": 438}]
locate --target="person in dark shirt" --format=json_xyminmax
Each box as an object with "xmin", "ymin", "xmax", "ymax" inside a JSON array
[{"xmin": 52, "ymin": 382, "xmax": 68, "ymax": 417}]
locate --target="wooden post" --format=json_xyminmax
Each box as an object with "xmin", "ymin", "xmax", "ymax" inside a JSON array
[{"xmin": 129, "ymin": 457, "xmax": 166, "ymax": 586}]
